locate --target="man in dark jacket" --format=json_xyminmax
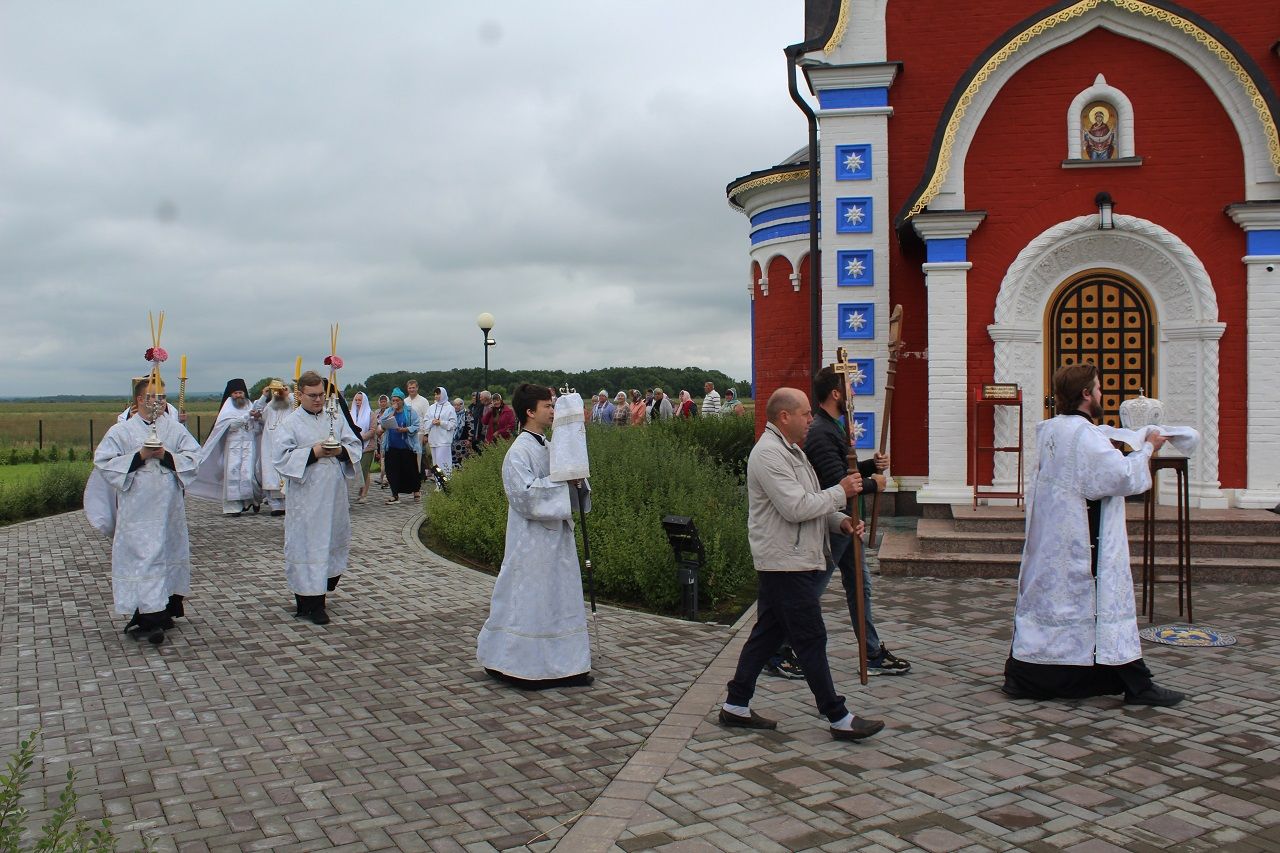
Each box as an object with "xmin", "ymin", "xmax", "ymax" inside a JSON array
[{"xmin": 802, "ymin": 366, "xmax": 910, "ymax": 675}]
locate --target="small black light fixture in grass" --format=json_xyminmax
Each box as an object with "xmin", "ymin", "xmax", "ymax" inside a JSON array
[{"xmin": 663, "ymin": 514, "xmax": 705, "ymax": 620}]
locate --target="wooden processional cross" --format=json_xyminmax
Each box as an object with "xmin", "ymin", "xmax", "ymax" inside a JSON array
[{"xmin": 832, "ymin": 304, "xmax": 902, "ymax": 685}]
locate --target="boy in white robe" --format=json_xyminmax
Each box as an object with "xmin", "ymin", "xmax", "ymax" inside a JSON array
[
  {"xmin": 1003, "ymin": 363, "xmax": 1182, "ymax": 707},
  {"xmin": 477, "ymin": 382, "xmax": 592, "ymax": 689},
  {"xmin": 93, "ymin": 377, "xmax": 201, "ymax": 645},
  {"xmin": 273, "ymin": 371, "xmax": 362, "ymax": 625}
]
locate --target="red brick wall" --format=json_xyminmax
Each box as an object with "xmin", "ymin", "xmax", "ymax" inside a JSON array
[
  {"xmin": 882, "ymin": 2, "xmax": 1267, "ymax": 486},
  {"xmin": 753, "ymin": 254, "xmax": 813, "ymax": 436}
]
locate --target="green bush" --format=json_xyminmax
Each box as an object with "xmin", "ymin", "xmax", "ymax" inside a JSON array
[
  {"xmin": 426, "ymin": 421, "xmax": 755, "ymax": 618},
  {"xmin": 0, "ymin": 462, "xmax": 92, "ymax": 526},
  {"xmin": 652, "ymin": 415, "xmax": 755, "ymax": 479},
  {"xmin": 0, "ymin": 730, "xmax": 134, "ymax": 852},
  {"xmin": 47, "ymin": 446, "xmax": 60, "ymax": 463}
]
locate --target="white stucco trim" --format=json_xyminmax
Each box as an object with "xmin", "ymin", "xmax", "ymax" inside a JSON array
[{"xmin": 989, "ymin": 213, "xmax": 1227, "ymax": 508}]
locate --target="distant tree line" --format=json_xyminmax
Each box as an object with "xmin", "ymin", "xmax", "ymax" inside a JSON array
[{"xmin": 344, "ymin": 367, "xmax": 752, "ymax": 400}]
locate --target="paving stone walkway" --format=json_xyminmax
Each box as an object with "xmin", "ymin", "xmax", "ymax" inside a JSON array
[{"xmin": 3, "ymin": 499, "xmax": 1278, "ymax": 852}]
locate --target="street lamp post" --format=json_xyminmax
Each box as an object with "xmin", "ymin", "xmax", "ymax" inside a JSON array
[{"xmin": 477, "ymin": 312, "xmax": 496, "ymax": 390}]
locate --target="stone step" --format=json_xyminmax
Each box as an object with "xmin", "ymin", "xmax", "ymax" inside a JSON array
[
  {"xmin": 878, "ymin": 530, "xmax": 1280, "ymax": 583},
  {"xmin": 949, "ymin": 504, "xmax": 1280, "ymax": 538},
  {"xmin": 915, "ymin": 518, "xmax": 1280, "ymax": 560}
]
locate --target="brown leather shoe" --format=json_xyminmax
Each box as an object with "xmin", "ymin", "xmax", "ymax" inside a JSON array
[
  {"xmin": 830, "ymin": 716, "xmax": 885, "ymax": 741},
  {"xmin": 718, "ymin": 708, "xmax": 778, "ymax": 730}
]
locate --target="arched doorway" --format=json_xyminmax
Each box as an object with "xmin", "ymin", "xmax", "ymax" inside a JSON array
[{"xmin": 1045, "ymin": 269, "xmax": 1155, "ymax": 428}]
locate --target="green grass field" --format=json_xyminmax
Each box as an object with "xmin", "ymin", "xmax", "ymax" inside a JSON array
[{"xmin": 0, "ymin": 401, "xmax": 223, "ymax": 449}]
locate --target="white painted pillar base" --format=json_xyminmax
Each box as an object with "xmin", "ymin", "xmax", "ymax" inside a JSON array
[{"xmin": 916, "ymin": 260, "xmax": 972, "ymax": 506}]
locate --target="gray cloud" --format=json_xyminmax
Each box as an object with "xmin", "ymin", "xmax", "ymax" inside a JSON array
[{"xmin": 1, "ymin": 1, "xmax": 806, "ymax": 396}]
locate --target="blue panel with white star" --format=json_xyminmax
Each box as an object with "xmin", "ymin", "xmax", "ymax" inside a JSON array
[
  {"xmin": 835, "ymin": 197, "xmax": 873, "ymax": 233},
  {"xmin": 834, "ymin": 144, "xmax": 872, "ymax": 181},
  {"xmin": 837, "ymin": 303, "xmax": 875, "ymax": 340},
  {"xmin": 846, "ymin": 358, "xmax": 874, "ymax": 396},
  {"xmin": 836, "ymin": 250, "xmax": 874, "ymax": 286},
  {"xmin": 852, "ymin": 412, "xmax": 875, "ymax": 450}
]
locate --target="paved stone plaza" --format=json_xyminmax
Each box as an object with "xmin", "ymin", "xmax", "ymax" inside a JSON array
[{"xmin": 2, "ymin": 497, "xmax": 1278, "ymax": 852}]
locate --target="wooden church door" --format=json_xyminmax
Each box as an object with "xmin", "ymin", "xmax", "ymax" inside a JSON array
[{"xmin": 1045, "ymin": 270, "xmax": 1155, "ymax": 428}]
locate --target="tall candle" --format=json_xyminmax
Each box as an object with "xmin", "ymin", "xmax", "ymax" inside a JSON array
[
  {"xmin": 179, "ymin": 355, "xmax": 187, "ymax": 378},
  {"xmin": 294, "ymin": 357, "xmax": 303, "ymax": 381}
]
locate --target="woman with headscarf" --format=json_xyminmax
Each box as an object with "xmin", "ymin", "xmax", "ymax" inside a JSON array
[
  {"xmin": 381, "ymin": 388, "xmax": 422, "ymax": 503},
  {"xmin": 676, "ymin": 389, "xmax": 696, "ymax": 419},
  {"xmin": 425, "ymin": 386, "xmax": 458, "ymax": 485},
  {"xmin": 451, "ymin": 396, "xmax": 472, "ymax": 469},
  {"xmin": 374, "ymin": 394, "xmax": 390, "ymax": 487},
  {"xmin": 349, "ymin": 392, "xmax": 376, "ymax": 503},
  {"xmin": 612, "ymin": 391, "xmax": 630, "ymax": 427},
  {"xmin": 629, "ymin": 389, "xmax": 647, "ymax": 425}
]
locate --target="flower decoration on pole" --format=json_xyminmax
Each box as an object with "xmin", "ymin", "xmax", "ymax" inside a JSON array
[{"xmin": 142, "ymin": 310, "xmax": 168, "ymax": 447}]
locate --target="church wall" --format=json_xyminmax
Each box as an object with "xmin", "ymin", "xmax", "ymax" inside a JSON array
[
  {"xmin": 751, "ymin": 254, "xmax": 813, "ymax": 435},
  {"xmin": 961, "ymin": 28, "xmax": 1248, "ymax": 486}
]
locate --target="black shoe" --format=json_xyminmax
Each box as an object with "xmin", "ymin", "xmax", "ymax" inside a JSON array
[
  {"xmin": 167, "ymin": 595, "xmax": 185, "ymax": 619},
  {"xmin": 271, "ymin": 510, "xmax": 285, "ymax": 517},
  {"xmin": 1124, "ymin": 685, "xmax": 1185, "ymax": 707},
  {"xmin": 308, "ymin": 608, "xmax": 330, "ymax": 626},
  {"xmin": 226, "ymin": 511, "xmax": 244, "ymax": 517},
  {"xmin": 717, "ymin": 708, "xmax": 778, "ymax": 730},
  {"xmin": 327, "ymin": 575, "xmax": 341, "ymax": 592},
  {"xmin": 868, "ymin": 647, "xmax": 911, "ymax": 676},
  {"xmin": 764, "ymin": 655, "xmax": 806, "ymax": 680},
  {"xmin": 1000, "ymin": 682, "xmax": 1031, "ymax": 700},
  {"xmin": 251, "ymin": 503, "xmax": 261, "ymax": 514},
  {"xmin": 830, "ymin": 716, "xmax": 885, "ymax": 741},
  {"xmin": 129, "ymin": 625, "xmax": 164, "ymax": 645}
]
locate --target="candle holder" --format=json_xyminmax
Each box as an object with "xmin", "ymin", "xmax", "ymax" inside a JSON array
[
  {"xmin": 142, "ymin": 394, "xmax": 165, "ymax": 449},
  {"xmin": 322, "ymin": 396, "xmax": 342, "ymax": 450}
]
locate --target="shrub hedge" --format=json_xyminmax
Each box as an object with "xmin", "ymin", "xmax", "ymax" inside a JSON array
[
  {"xmin": 425, "ymin": 420, "xmax": 756, "ymax": 618},
  {"xmin": 0, "ymin": 462, "xmax": 92, "ymax": 526}
]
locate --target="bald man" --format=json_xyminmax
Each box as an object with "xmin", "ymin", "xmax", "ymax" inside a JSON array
[{"xmin": 719, "ymin": 388, "xmax": 885, "ymax": 741}]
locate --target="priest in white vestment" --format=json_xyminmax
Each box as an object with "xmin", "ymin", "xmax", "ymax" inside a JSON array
[
  {"xmin": 273, "ymin": 370, "xmax": 362, "ymax": 625},
  {"xmin": 477, "ymin": 382, "xmax": 592, "ymax": 689},
  {"xmin": 1003, "ymin": 363, "xmax": 1183, "ymax": 707},
  {"xmin": 254, "ymin": 380, "xmax": 294, "ymax": 516},
  {"xmin": 425, "ymin": 385, "xmax": 458, "ymax": 485},
  {"xmin": 92, "ymin": 377, "xmax": 200, "ymax": 645},
  {"xmin": 191, "ymin": 378, "xmax": 262, "ymax": 515},
  {"xmin": 115, "ymin": 375, "xmax": 182, "ymax": 423}
]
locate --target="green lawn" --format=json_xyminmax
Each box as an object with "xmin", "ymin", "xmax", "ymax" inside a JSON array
[{"xmin": 0, "ymin": 463, "xmax": 68, "ymax": 486}]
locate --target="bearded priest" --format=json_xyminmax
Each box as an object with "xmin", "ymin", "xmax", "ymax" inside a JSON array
[
  {"xmin": 273, "ymin": 370, "xmax": 362, "ymax": 625},
  {"xmin": 254, "ymin": 379, "xmax": 294, "ymax": 516},
  {"xmin": 1003, "ymin": 363, "xmax": 1183, "ymax": 707},
  {"xmin": 93, "ymin": 376, "xmax": 201, "ymax": 645},
  {"xmin": 191, "ymin": 378, "xmax": 263, "ymax": 515}
]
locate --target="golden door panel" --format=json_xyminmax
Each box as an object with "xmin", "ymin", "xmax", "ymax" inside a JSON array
[{"xmin": 1046, "ymin": 271, "xmax": 1154, "ymax": 428}]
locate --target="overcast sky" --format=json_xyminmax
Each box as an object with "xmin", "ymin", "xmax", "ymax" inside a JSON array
[{"xmin": 1, "ymin": 2, "xmax": 807, "ymax": 396}]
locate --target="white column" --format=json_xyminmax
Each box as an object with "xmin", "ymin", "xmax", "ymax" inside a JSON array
[
  {"xmin": 1226, "ymin": 204, "xmax": 1280, "ymax": 509},
  {"xmin": 916, "ymin": 260, "xmax": 973, "ymax": 505},
  {"xmin": 1236, "ymin": 254, "xmax": 1280, "ymax": 508},
  {"xmin": 912, "ymin": 211, "xmax": 986, "ymax": 506}
]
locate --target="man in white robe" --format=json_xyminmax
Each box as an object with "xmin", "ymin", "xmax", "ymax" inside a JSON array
[
  {"xmin": 1003, "ymin": 363, "xmax": 1183, "ymax": 707},
  {"xmin": 92, "ymin": 377, "xmax": 200, "ymax": 645},
  {"xmin": 477, "ymin": 382, "xmax": 592, "ymax": 689},
  {"xmin": 273, "ymin": 370, "xmax": 362, "ymax": 625},
  {"xmin": 254, "ymin": 379, "xmax": 294, "ymax": 516},
  {"xmin": 191, "ymin": 378, "xmax": 262, "ymax": 515},
  {"xmin": 425, "ymin": 385, "xmax": 458, "ymax": 485}
]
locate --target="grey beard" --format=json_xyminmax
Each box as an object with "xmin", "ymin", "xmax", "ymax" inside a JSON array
[
  {"xmin": 232, "ymin": 397, "xmax": 249, "ymax": 409},
  {"xmin": 269, "ymin": 397, "xmax": 290, "ymax": 411}
]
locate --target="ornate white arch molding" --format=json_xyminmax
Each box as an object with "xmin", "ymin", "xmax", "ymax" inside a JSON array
[
  {"xmin": 988, "ymin": 213, "xmax": 1228, "ymax": 507},
  {"xmin": 909, "ymin": 0, "xmax": 1280, "ymax": 217}
]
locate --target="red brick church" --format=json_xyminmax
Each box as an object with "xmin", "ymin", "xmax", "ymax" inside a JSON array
[{"xmin": 728, "ymin": 0, "xmax": 1280, "ymax": 510}]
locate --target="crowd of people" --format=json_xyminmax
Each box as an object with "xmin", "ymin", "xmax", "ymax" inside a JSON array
[{"xmin": 87, "ymin": 359, "xmax": 1181, "ymax": 740}]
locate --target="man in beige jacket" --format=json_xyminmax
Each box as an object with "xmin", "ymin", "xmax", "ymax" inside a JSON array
[{"xmin": 719, "ymin": 388, "xmax": 885, "ymax": 741}]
